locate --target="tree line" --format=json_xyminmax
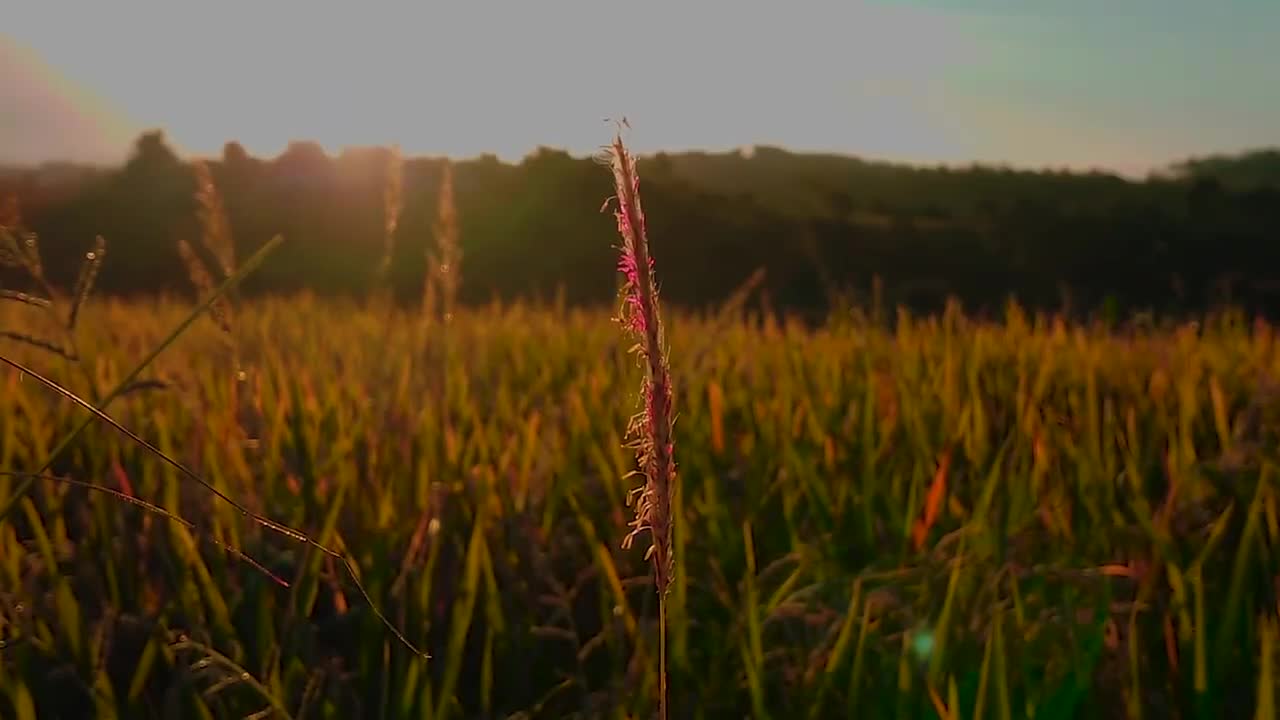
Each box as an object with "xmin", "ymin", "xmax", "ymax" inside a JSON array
[{"xmin": 2, "ymin": 131, "xmax": 1278, "ymax": 321}]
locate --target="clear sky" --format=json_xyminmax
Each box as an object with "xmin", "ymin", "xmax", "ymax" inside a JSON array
[{"xmin": 2, "ymin": 0, "xmax": 1277, "ymax": 176}]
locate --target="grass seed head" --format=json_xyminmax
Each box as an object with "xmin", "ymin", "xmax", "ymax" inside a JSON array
[
  {"xmin": 193, "ymin": 160, "xmax": 235, "ymax": 279},
  {"xmin": 605, "ymin": 130, "xmax": 677, "ymax": 596},
  {"xmin": 430, "ymin": 161, "xmax": 462, "ymax": 323}
]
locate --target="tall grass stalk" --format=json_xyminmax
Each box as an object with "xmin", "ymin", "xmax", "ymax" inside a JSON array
[
  {"xmin": 604, "ymin": 128, "xmax": 678, "ymax": 720},
  {"xmin": 422, "ymin": 160, "xmax": 462, "ymax": 424},
  {"xmin": 380, "ymin": 144, "xmax": 405, "ymax": 286},
  {"xmin": 427, "ymin": 160, "xmax": 461, "ymax": 328}
]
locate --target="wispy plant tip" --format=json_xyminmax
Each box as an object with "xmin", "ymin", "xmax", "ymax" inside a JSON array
[{"xmin": 604, "ymin": 124, "xmax": 676, "ymax": 719}]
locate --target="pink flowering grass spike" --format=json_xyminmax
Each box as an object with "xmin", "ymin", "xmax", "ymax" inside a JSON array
[{"xmin": 603, "ymin": 127, "xmax": 677, "ymax": 720}]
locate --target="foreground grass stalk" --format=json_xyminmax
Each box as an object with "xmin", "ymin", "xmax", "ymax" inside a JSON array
[
  {"xmin": 605, "ymin": 128, "xmax": 677, "ymax": 720},
  {"xmin": 432, "ymin": 161, "xmax": 461, "ymax": 327},
  {"xmin": 0, "ymin": 234, "xmax": 285, "ymax": 525}
]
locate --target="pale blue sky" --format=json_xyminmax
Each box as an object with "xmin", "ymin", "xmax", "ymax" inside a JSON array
[{"xmin": 2, "ymin": 0, "xmax": 1277, "ymax": 175}]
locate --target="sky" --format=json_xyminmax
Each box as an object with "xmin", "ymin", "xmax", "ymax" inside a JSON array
[{"xmin": 2, "ymin": 0, "xmax": 1277, "ymax": 176}]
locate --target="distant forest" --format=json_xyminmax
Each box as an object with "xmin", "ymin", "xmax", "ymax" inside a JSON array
[{"xmin": 2, "ymin": 132, "xmax": 1279, "ymax": 321}]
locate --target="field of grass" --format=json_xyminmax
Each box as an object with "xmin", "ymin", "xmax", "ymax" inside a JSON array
[{"xmin": 2, "ymin": 288, "xmax": 1279, "ymax": 718}]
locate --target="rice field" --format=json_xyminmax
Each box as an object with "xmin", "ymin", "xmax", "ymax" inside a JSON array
[{"xmin": 2, "ymin": 288, "xmax": 1279, "ymax": 718}]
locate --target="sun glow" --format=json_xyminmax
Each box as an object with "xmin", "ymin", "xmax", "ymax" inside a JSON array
[{"xmin": 4, "ymin": 1, "xmax": 1278, "ymax": 173}]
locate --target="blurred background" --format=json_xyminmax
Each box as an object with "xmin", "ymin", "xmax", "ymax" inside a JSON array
[{"xmin": 2, "ymin": 0, "xmax": 1278, "ymax": 321}]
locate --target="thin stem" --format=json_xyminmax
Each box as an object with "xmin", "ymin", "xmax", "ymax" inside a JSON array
[{"xmin": 659, "ymin": 590, "xmax": 669, "ymax": 720}]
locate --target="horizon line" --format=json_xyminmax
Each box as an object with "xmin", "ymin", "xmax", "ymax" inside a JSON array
[{"xmin": 5, "ymin": 131, "xmax": 1278, "ymax": 181}]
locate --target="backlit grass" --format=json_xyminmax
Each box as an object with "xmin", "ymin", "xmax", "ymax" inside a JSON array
[{"xmin": 1, "ymin": 297, "xmax": 1278, "ymax": 718}]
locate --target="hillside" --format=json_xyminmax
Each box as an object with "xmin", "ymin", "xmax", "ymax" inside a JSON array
[{"xmin": 2, "ymin": 132, "xmax": 1278, "ymax": 319}]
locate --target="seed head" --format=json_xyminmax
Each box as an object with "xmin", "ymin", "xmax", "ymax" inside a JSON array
[{"xmin": 604, "ymin": 131, "xmax": 677, "ymax": 594}]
